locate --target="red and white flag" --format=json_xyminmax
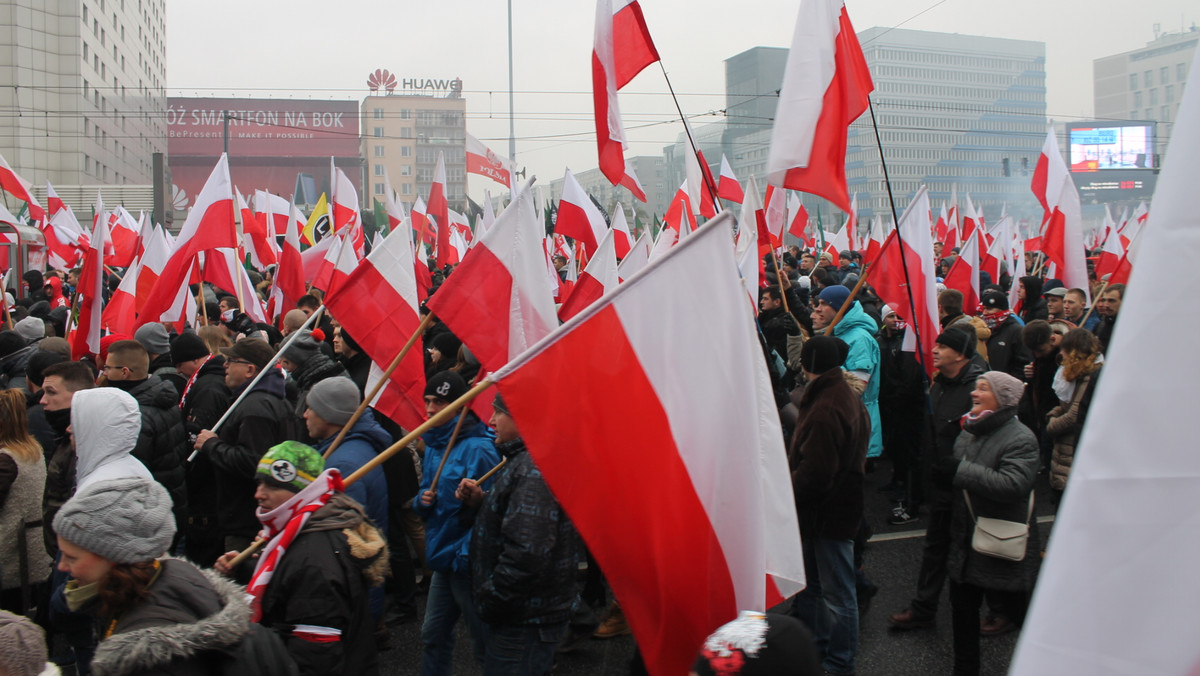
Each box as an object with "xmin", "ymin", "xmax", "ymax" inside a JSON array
[
  {"xmin": 446, "ymin": 223, "xmax": 470, "ymax": 266},
  {"xmin": 1094, "ymin": 214, "xmax": 1125, "ymax": 280},
  {"xmin": 610, "ymin": 203, "xmax": 633, "ymax": 258},
  {"xmin": 106, "ymin": 207, "xmax": 140, "ymax": 268},
  {"xmin": 255, "ymin": 190, "xmax": 296, "ymax": 236},
  {"xmin": 763, "ymin": 184, "xmax": 787, "ymax": 248},
  {"xmin": 490, "ymin": 212, "xmax": 804, "ymax": 676},
  {"xmin": 934, "ymin": 202, "xmax": 949, "ymax": 244},
  {"xmin": 842, "ymin": 193, "xmax": 858, "ymax": 252},
  {"xmin": 648, "ymin": 219, "xmax": 679, "ymax": 263},
  {"xmin": 465, "ymin": 133, "xmax": 514, "ymax": 187},
  {"xmin": 239, "ymin": 189, "xmax": 277, "ymax": 270},
  {"xmin": 1012, "ymin": 50, "xmax": 1200, "ymax": 674},
  {"xmin": 871, "ymin": 186, "xmax": 938, "ymax": 366},
  {"xmin": 980, "ymin": 216, "xmax": 1013, "ymax": 282},
  {"xmin": 617, "ymin": 231, "xmax": 652, "ymax": 281},
  {"xmin": 135, "ymin": 225, "xmax": 171, "ymax": 315},
  {"xmin": 425, "ymin": 181, "xmax": 558, "ymax": 372},
  {"xmin": 381, "ymin": 173, "xmax": 408, "ymax": 233},
  {"xmin": 766, "ymin": 0, "xmax": 872, "ymax": 213},
  {"xmin": 0, "ymin": 153, "xmax": 44, "ymax": 222},
  {"xmin": 943, "ymin": 227, "xmax": 981, "ymax": 312},
  {"xmin": 136, "ymin": 154, "xmax": 237, "ymax": 327},
  {"xmin": 662, "ymin": 181, "xmax": 698, "ymax": 235},
  {"xmin": 619, "ymin": 158, "xmax": 648, "ymax": 203},
  {"xmin": 331, "ymin": 162, "xmax": 364, "ymax": 257},
  {"xmin": 428, "ymin": 152, "xmax": 452, "ymax": 267},
  {"xmin": 592, "ymin": 0, "xmax": 660, "ymax": 185},
  {"xmin": 736, "ymin": 179, "xmax": 765, "ymax": 307},
  {"xmin": 864, "ymin": 214, "xmax": 887, "ymax": 265},
  {"xmin": 786, "ymin": 193, "xmax": 810, "ymax": 242},
  {"xmin": 683, "ymin": 135, "xmax": 717, "ymax": 219},
  {"xmin": 717, "ymin": 154, "xmax": 744, "ymax": 203},
  {"xmin": 962, "ymin": 193, "xmax": 981, "ymax": 243},
  {"xmin": 268, "ymin": 199, "xmax": 306, "ymax": 321},
  {"xmin": 102, "ymin": 251, "xmax": 140, "ymax": 336},
  {"xmin": 325, "ymin": 226, "xmax": 427, "ymax": 432},
  {"xmin": 70, "ymin": 210, "xmax": 109, "ymax": 359},
  {"xmin": 1032, "ymin": 126, "xmax": 1089, "ymax": 300},
  {"xmin": 558, "ymin": 228, "xmax": 619, "ymax": 322},
  {"xmin": 555, "ymin": 169, "xmax": 608, "ymax": 256}
]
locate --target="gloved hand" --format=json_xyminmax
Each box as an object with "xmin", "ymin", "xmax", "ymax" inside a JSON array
[{"xmin": 931, "ymin": 456, "xmax": 960, "ymax": 489}]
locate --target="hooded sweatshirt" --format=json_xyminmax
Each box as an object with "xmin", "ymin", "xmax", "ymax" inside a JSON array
[{"xmin": 71, "ymin": 387, "xmax": 152, "ymax": 490}]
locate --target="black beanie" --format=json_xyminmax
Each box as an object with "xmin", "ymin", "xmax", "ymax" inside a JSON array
[
  {"xmin": 0, "ymin": 331, "xmax": 27, "ymax": 358},
  {"xmin": 425, "ymin": 370, "xmax": 468, "ymax": 403},
  {"xmin": 936, "ymin": 326, "xmax": 975, "ymax": 357},
  {"xmin": 491, "ymin": 392, "xmax": 509, "ymax": 415},
  {"xmin": 799, "ymin": 335, "xmax": 849, "ymax": 375},
  {"xmin": 170, "ymin": 333, "xmax": 210, "ymax": 365}
]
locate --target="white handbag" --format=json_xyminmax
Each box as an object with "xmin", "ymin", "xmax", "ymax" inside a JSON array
[{"xmin": 964, "ymin": 491, "xmax": 1033, "ymax": 562}]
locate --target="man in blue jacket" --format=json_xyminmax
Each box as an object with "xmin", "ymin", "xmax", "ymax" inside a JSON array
[
  {"xmin": 414, "ymin": 371, "xmax": 500, "ymax": 676},
  {"xmin": 812, "ymin": 285, "xmax": 883, "ymax": 460}
]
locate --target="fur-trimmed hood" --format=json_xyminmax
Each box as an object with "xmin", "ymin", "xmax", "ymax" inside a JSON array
[{"xmin": 90, "ymin": 560, "xmax": 251, "ymax": 676}]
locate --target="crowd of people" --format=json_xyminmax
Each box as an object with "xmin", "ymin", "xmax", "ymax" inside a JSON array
[{"xmin": 0, "ymin": 238, "xmax": 1122, "ymax": 676}]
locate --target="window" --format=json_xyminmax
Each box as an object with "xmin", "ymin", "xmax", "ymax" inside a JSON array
[
  {"xmin": 1149, "ymin": 89, "xmax": 1158, "ymax": 105},
  {"xmin": 83, "ymin": 42, "xmax": 89, "ymax": 61},
  {"xmin": 401, "ymin": 183, "xmax": 412, "ymax": 195},
  {"xmin": 400, "ymin": 109, "xmax": 411, "ymax": 119},
  {"xmin": 1145, "ymin": 108, "xmax": 1153, "ymax": 119},
  {"xmin": 1144, "ymin": 70, "xmax": 1152, "ymax": 86},
  {"xmin": 373, "ymin": 145, "xmax": 384, "ymax": 157},
  {"xmin": 1161, "ymin": 66, "xmax": 1169, "ymax": 85},
  {"xmin": 373, "ymin": 108, "xmax": 384, "ymax": 120},
  {"xmin": 374, "ymin": 164, "xmax": 385, "ymax": 176},
  {"xmin": 400, "ymin": 127, "xmax": 412, "ymax": 139},
  {"xmin": 1166, "ymin": 85, "xmax": 1175, "ymax": 103},
  {"xmin": 373, "ymin": 126, "xmax": 384, "ymax": 137},
  {"xmin": 1179, "ymin": 63, "xmax": 1188, "ymax": 81},
  {"xmin": 1133, "ymin": 91, "xmax": 1142, "ymax": 107},
  {"xmin": 400, "ymin": 165, "xmax": 412, "ymax": 176},
  {"xmin": 1130, "ymin": 73, "xmax": 1137, "ymax": 89},
  {"xmin": 400, "ymin": 146, "xmax": 412, "ymax": 157},
  {"xmin": 1161, "ymin": 105, "xmax": 1170, "ymax": 122},
  {"xmin": 374, "ymin": 183, "xmax": 385, "ymax": 195}
]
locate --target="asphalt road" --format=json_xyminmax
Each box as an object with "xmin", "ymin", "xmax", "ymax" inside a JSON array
[{"xmin": 379, "ymin": 459, "xmax": 1057, "ymax": 675}]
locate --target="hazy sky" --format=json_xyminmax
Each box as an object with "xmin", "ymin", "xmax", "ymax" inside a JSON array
[{"xmin": 168, "ymin": 0, "xmax": 1193, "ymax": 202}]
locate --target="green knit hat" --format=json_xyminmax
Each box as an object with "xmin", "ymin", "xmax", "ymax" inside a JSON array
[{"xmin": 257, "ymin": 441, "xmax": 324, "ymax": 492}]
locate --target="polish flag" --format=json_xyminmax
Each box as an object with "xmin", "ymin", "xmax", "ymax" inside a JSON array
[
  {"xmin": 736, "ymin": 180, "xmax": 764, "ymax": 306},
  {"xmin": 1032, "ymin": 125, "xmax": 1089, "ymax": 301},
  {"xmin": 542, "ymin": 237, "xmax": 563, "ymax": 303},
  {"xmin": 102, "ymin": 252, "xmax": 140, "ymax": 335},
  {"xmin": 1012, "ymin": 52, "xmax": 1200, "ymax": 673},
  {"xmin": 683, "ymin": 138, "xmax": 717, "ymax": 219},
  {"xmin": 766, "ymin": 0, "xmax": 872, "ymax": 214},
  {"xmin": 934, "ymin": 202, "xmax": 949, "ymax": 244},
  {"xmin": 981, "ymin": 216, "xmax": 1013, "ymax": 284},
  {"xmin": 648, "ymin": 219, "xmax": 679, "ymax": 262},
  {"xmin": 1094, "ymin": 215, "xmax": 1125, "ymax": 280},
  {"xmin": 382, "ymin": 173, "xmax": 408, "ymax": 233},
  {"xmin": 70, "ymin": 209, "xmax": 109, "ymax": 359},
  {"xmin": 0, "ymin": 153, "xmax": 44, "ymax": 222},
  {"xmin": 662, "ymin": 182, "xmax": 697, "ymax": 234},
  {"xmin": 617, "ymin": 231, "xmax": 652, "ymax": 281},
  {"xmin": 44, "ymin": 184, "xmax": 87, "ymax": 269},
  {"xmin": 717, "ymin": 154, "xmax": 744, "ymax": 203},
  {"xmin": 414, "ymin": 243, "xmax": 432, "ymax": 303},
  {"xmin": 842, "ymin": 193, "xmax": 858, "ymax": 252},
  {"xmin": 312, "ymin": 232, "xmax": 355, "ymax": 295},
  {"xmin": 864, "ymin": 214, "xmax": 887, "ymax": 265},
  {"xmin": 428, "ymin": 152, "xmax": 451, "ymax": 267},
  {"xmin": 763, "ymin": 184, "xmax": 787, "ymax": 248},
  {"xmin": 239, "ymin": 189, "xmax": 277, "ymax": 270},
  {"xmin": 325, "ymin": 226, "xmax": 427, "ymax": 431},
  {"xmin": 1007, "ymin": 240, "xmax": 1027, "ymax": 312},
  {"xmin": 786, "ymin": 193, "xmax": 810, "ymax": 242},
  {"xmin": 136, "ymin": 154, "xmax": 237, "ymax": 327},
  {"xmin": 425, "ymin": 181, "xmax": 557, "ymax": 371},
  {"xmin": 490, "ymin": 212, "xmax": 804, "ymax": 676},
  {"xmin": 610, "ymin": 203, "xmax": 633, "ymax": 258},
  {"xmin": 962, "ymin": 194, "xmax": 981, "ymax": 243},
  {"xmin": 555, "ymin": 169, "xmax": 608, "ymax": 256},
  {"xmin": 446, "ymin": 224, "xmax": 470, "ymax": 266},
  {"xmin": 559, "ymin": 228, "xmax": 619, "ymax": 322},
  {"xmin": 448, "ymin": 208, "xmax": 473, "ymax": 246},
  {"xmin": 411, "ymin": 196, "xmax": 434, "ymax": 248},
  {"xmin": 255, "ymin": 190, "xmax": 294, "ymax": 236},
  {"xmin": 871, "ymin": 186, "xmax": 938, "ymax": 365},
  {"xmin": 619, "ymin": 158, "xmax": 648, "ymax": 203},
  {"xmin": 300, "ymin": 233, "xmax": 337, "ymax": 284},
  {"xmin": 465, "ymin": 133, "xmax": 514, "ymax": 187},
  {"xmin": 135, "ymin": 225, "xmax": 171, "ymax": 315},
  {"xmin": 943, "ymin": 227, "xmax": 981, "ymax": 312},
  {"xmin": 268, "ymin": 204, "xmax": 306, "ymax": 321},
  {"xmin": 480, "ymin": 191, "xmax": 497, "ymax": 238},
  {"xmin": 209, "ymin": 248, "xmax": 269, "ymax": 324},
  {"xmin": 331, "ymin": 162, "xmax": 364, "ymax": 257},
  {"xmin": 593, "ymin": 0, "xmax": 660, "ymax": 186},
  {"xmin": 106, "ymin": 207, "xmax": 140, "ymax": 267}
]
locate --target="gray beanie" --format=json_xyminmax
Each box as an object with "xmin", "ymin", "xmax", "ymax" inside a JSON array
[
  {"xmin": 52, "ymin": 477, "xmax": 176, "ymax": 565},
  {"xmin": 13, "ymin": 316, "xmax": 44, "ymax": 344},
  {"xmin": 281, "ymin": 330, "xmax": 322, "ymax": 364},
  {"xmin": 0, "ymin": 610, "xmax": 48, "ymax": 676},
  {"xmin": 134, "ymin": 322, "xmax": 171, "ymax": 356},
  {"xmin": 306, "ymin": 376, "xmax": 361, "ymax": 426},
  {"xmin": 979, "ymin": 371, "xmax": 1025, "ymax": 409}
]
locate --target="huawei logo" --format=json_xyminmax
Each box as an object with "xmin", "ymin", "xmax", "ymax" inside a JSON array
[{"xmin": 367, "ymin": 69, "xmax": 398, "ymax": 93}]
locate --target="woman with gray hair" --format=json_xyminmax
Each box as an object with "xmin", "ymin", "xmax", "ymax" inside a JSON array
[{"xmin": 929, "ymin": 370, "xmax": 1040, "ymax": 676}]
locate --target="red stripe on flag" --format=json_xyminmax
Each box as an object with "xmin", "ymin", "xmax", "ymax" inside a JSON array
[{"xmin": 425, "ymin": 243, "xmax": 514, "ymax": 373}]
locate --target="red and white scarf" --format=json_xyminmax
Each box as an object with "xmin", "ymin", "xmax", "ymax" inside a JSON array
[
  {"xmin": 246, "ymin": 468, "xmax": 343, "ymax": 622},
  {"xmin": 178, "ymin": 354, "xmax": 214, "ymax": 410}
]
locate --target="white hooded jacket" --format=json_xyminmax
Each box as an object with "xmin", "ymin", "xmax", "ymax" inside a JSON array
[{"xmin": 72, "ymin": 387, "xmax": 152, "ymax": 489}]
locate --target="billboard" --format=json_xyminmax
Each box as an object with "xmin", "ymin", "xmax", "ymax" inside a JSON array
[
  {"xmin": 167, "ymin": 98, "xmax": 361, "ymax": 202},
  {"xmin": 1067, "ymin": 122, "xmax": 1156, "ymax": 172}
]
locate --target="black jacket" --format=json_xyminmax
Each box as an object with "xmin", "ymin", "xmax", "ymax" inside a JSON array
[
  {"xmin": 985, "ymin": 315, "xmax": 1030, "ymax": 381},
  {"xmin": 123, "ymin": 376, "xmax": 191, "ymax": 528},
  {"xmin": 181, "ymin": 357, "xmax": 232, "ymax": 437},
  {"xmin": 922, "ymin": 360, "xmax": 986, "ymax": 506},
  {"xmin": 470, "ymin": 438, "xmax": 583, "ymax": 628},
  {"xmin": 200, "ymin": 369, "xmax": 301, "ymax": 539},
  {"xmin": 759, "ymin": 306, "xmax": 800, "ymax": 359},
  {"xmin": 260, "ymin": 493, "xmax": 386, "ymax": 676},
  {"xmin": 290, "ymin": 353, "xmax": 348, "ymax": 418},
  {"xmin": 339, "ymin": 351, "xmax": 372, "ymax": 395}
]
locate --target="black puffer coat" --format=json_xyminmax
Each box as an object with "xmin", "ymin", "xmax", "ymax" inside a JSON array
[
  {"xmin": 125, "ymin": 376, "xmax": 191, "ymax": 528},
  {"xmin": 921, "ymin": 360, "xmax": 987, "ymax": 508}
]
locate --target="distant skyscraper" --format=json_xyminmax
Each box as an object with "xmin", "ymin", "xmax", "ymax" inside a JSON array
[
  {"xmin": 0, "ymin": 0, "xmax": 167, "ymax": 187},
  {"xmin": 1093, "ymin": 27, "xmax": 1196, "ymax": 162}
]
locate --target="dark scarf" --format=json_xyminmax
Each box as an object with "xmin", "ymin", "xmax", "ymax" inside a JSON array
[{"xmin": 961, "ymin": 406, "xmax": 1017, "ymax": 436}]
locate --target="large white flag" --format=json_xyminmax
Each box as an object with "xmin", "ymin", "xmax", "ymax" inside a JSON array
[{"xmin": 1011, "ymin": 47, "xmax": 1200, "ymax": 676}]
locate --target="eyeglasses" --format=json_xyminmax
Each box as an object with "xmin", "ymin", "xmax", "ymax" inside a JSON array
[
  {"xmin": 225, "ymin": 358, "xmax": 254, "ymax": 366},
  {"xmin": 100, "ymin": 365, "xmax": 128, "ymax": 373}
]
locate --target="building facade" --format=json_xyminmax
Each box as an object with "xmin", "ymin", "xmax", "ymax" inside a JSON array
[
  {"xmin": 723, "ymin": 47, "xmax": 789, "ymax": 186},
  {"xmin": 548, "ymin": 156, "xmax": 669, "ymax": 232},
  {"xmin": 0, "ymin": 0, "xmax": 167, "ymax": 188},
  {"xmin": 1093, "ymin": 27, "xmax": 1196, "ymax": 162},
  {"xmin": 361, "ymin": 80, "xmax": 468, "ymax": 213}
]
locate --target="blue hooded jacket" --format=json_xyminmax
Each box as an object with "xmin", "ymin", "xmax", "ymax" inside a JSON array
[
  {"xmin": 414, "ymin": 412, "xmax": 499, "ymax": 574},
  {"xmin": 833, "ymin": 301, "xmax": 884, "ymax": 458},
  {"xmin": 315, "ymin": 409, "xmax": 392, "ymax": 533}
]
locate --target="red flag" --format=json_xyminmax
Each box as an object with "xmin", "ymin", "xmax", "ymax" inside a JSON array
[
  {"xmin": 593, "ymin": 0, "xmax": 660, "ymax": 185},
  {"xmin": 555, "ymin": 169, "xmax": 608, "ymax": 255},
  {"xmin": 1032, "ymin": 126, "xmax": 1089, "ymax": 298},
  {"xmin": 425, "ymin": 183, "xmax": 557, "ymax": 372},
  {"xmin": 0, "ymin": 153, "xmax": 44, "ymax": 222},
  {"xmin": 136, "ymin": 154, "xmax": 237, "ymax": 327},
  {"xmin": 105, "ymin": 207, "xmax": 140, "ymax": 268},
  {"xmin": 762, "ymin": 184, "xmax": 786, "ymax": 248},
  {"xmin": 559, "ymin": 228, "xmax": 619, "ymax": 322},
  {"xmin": 428, "ymin": 152, "xmax": 451, "ymax": 267},
  {"xmin": 268, "ymin": 200, "xmax": 306, "ymax": 320},
  {"xmin": 1095, "ymin": 216, "xmax": 1125, "ymax": 279},
  {"xmin": 239, "ymin": 189, "xmax": 277, "ymax": 269},
  {"xmin": 871, "ymin": 187, "xmax": 939, "ymax": 368},
  {"xmin": 864, "ymin": 215, "xmax": 887, "ymax": 265},
  {"xmin": 102, "ymin": 253, "xmax": 140, "ymax": 336},
  {"xmin": 325, "ymin": 227, "xmax": 427, "ymax": 431},
  {"xmin": 717, "ymin": 154, "xmax": 745, "ymax": 203},
  {"xmin": 944, "ymin": 228, "xmax": 981, "ymax": 312},
  {"xmin": 766, "ymin": 0, "xmax": 872, "ymax": 213},
  {"xmin": 491, "ymin": 213, "xmax": 804, "ymax": 676},
  {"xmin": 618, "ymin": 158, "xmax": 648, "ymax": 203},
  {"xmin": 611, "ymin": 203, "xmax": 633, "ymax": 258},
  {"xmin": 662, "ymin": 182, "xmax": 698, "ymax": 234},
  {"xmin": 786, "ymin": 193, "xmax": 810, "ymax": 240},
  {"xmin": 70, "ymin": 212, "xmax": 108, "ymax": 359}
]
